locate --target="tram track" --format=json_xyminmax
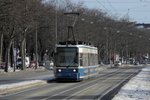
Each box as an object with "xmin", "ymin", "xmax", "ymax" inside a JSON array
[
  {"xmin": 63, "ymin": 68, "xmax": 140, "ymax": 100},
  {"xmin": 0, "ymin": 68, "xmax": 119, "ymax": 99},
  {"xmin": 42, "ymin": 68, "xmax": 127, "ymax": 100},
  {"xmin": 0, "ymin": 67, "xmax": 141, "ymax": 100}
]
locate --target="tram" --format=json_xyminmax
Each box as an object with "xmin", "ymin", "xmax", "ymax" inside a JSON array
[{"xmin": 54, "ymin": 41, "xmax": 99, "ymax": 81}]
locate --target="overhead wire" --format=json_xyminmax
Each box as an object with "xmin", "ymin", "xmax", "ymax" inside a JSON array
[
  {"xmin": 83, "ymin": 0, "xmax": 150, "ymax": 22},
  {"xmin": 106, "ymin": 0, "xmax": 118, "ymax": 14},
  {"xmin": 95, "ymin": 0, "xmax": 111, "ymax": 13}
]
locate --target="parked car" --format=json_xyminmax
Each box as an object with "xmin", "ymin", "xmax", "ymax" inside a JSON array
[
  {"xmin": 114, "ymin": 61, "xmax": 121, "ymax": 67},
  {"xmin": 16, "ymin": 58, "xmax": 21, "ymax": 68},
  {"xmin": 50, "ymin": 60, "xmax": 54, "ymax": 66},
  {"xmin": 38, "ymin": 61, "xmax": 45, "ymax": 67},
  {"xmin": 134, "ymin": 61, "xmax": 139, "ymax": 65},
  {"xmin": 25, "ymin": 57, "xmax": 30, "ymax": 67},
  {"xmin": 0, "ymin": 62, "xmax": 6, "ymax": 69},
  {"xmin": 29, "ymin": 61, "xmax": 36, "ymax": 68},
  {"xmin": 44, "ymin": 60, "xmax": 54, "ymax": 70}
]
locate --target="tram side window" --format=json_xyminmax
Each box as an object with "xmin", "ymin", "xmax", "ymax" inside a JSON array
[
  {"xmin": 79, "ymin": 53, "xmax": 83, "ymax": 66},
  {"xmin": 88, "ymin": 53, "xmax": 92, "ymax": 66},
  {"xmin": 89, "ymin": 54, "xmax": 91, "ymax": 66},
  {"xmin": 80, "ymin": 53, "xmax": 97, "ymax": 66},
  {"xmin": 95, "ymin": 54, "xmax": 98, "ymax": 65},
  {"xmin": 88, "ymin": 53, "xmax": 97, "ymax": 66},
  {"xmin": 88, "ymin": 54, "xmax": 89, "ymax": 66},
  {"xmin": 92, "ymin": 54, "xmax": 94, "ymax": 65},
  {"xmin": 93, "ymin": 54, "xmax": 96, "ymax": 65},
  {"xmin": 83, "ymin": 53, "xmax": 88, "ymax": 66},
  {"xmin": 93, "ymin": 54, "xmax": 98, "ymax": 65}
]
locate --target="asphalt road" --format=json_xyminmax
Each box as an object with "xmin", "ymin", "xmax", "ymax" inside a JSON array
[
  {"xmin": 0, "ymin": 68, "xmax": 54, "ymax": 85},
  {"xmin": 0, "ymin": 66, "xmax": 142, "ymax": 100}
]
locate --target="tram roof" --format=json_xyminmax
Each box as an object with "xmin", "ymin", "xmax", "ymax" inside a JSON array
[
  {"xmin": 56, "ymin": 41, "xmax": 97, "ymax": 49},
  {"xmin": 58, "ymin": 41, "xmax": 92, "ymax": 45}
]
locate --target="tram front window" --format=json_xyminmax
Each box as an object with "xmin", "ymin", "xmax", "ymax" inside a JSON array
[{"xmin": 56, "ymin": 47, "xmax": 78, "ymax": 67}]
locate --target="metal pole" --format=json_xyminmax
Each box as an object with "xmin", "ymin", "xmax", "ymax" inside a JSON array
[
  {"xmin": 63, "ymin": 12, "xmax": 79, "ymax": 42},
  {"xmin": 55, "ymin": 0, "xmax": 58, "ymax": 46}
]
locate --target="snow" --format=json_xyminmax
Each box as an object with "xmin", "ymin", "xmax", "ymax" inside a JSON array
[
  {"xmin": 112, "ymin": 66, "xmax": 150, "ymax": 100},
  {"xmin": 0, "ymin": 80, "xmax": 46, "ymax": 90}
]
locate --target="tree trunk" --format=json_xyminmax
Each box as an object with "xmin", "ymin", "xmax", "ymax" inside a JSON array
[
  {"xmin": 21, "ymin": 37, "xmax": 26, "ymax": 70},
  {"xmin": 0, "ymin": 33, "xmax": 3, "ymax": 63},
  {"xmin": 5, "ymin": 39, "xmax": 13, "ymax": 72}
]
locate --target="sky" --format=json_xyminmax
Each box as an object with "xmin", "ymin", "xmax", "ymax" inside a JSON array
[{"xmin": 72, "ymin": 0, "xmax": 150, "ymax": 23}]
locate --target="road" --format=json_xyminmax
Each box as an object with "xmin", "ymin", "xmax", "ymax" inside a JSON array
[
  {"xmin": 0, "ymin": 66, "xmax": 142, "ymax": 100},
  {"xmin": 0, "ymin": 68, "xmax": 54, "ymax": 85}
]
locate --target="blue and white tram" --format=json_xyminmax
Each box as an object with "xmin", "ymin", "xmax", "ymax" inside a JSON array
[{"xmin": 54, "ymin": 41, "xmax": 99, "ymax": 81}]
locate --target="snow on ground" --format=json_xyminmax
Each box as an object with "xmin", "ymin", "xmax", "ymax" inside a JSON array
[{"xmin": 112, "ymin": 66, "xmax": 150, "ymax": 100}]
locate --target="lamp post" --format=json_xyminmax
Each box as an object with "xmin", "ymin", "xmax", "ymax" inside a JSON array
[
  {"xmin": 104, "ymin": 27, "xmax": 109, "ymax": 64},
  {"xmin": 55, "ymin": 0, "xmax": 58, "ymax": 46}
]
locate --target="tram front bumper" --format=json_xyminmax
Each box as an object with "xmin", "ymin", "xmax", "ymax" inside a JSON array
[{"xmin": 56, "ymin": 73, "xmax": 79, "ymax": 80}]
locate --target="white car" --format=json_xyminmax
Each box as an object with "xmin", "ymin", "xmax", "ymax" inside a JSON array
[
  {"xmin": 16, "ymin": 57, "xmax": 30, "ymax": 68},
  {"xmin": 25, "ymin": 57, "xmax": 30, "ymax": 67},
  {"xmin": 44, "ymin": 60, "xmax": 54, "ymax": 70},
  {"xmin": 114, "ymin": 61, "xmax": 121, "ymax": 67},
  {"xmin": 50, "ymin": 61, "xmax": 54, "ymax": 66}
]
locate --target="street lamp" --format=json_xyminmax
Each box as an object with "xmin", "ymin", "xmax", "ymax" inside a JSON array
[
  {"xmin": 117, "ymin": 30, "xmax": 120, "ymax": 33},
  {"xmin": 90, "ymin": 21, "xmax": 94, "ymax": 24},
  {"xmin": 104, "ymin": 27, "xmax": 107, "ymax": 30},
  {"xmin": 139, "ymin": 35, "xmax": 142, "ymax": 38},
  {"xmin": 129, "ymin": 33, "xmax": 133, "ymax": 36},
  {"xmin": 103, "ymin": 27, "xmax": 109, "ymax": 64},
  {"xmin": 81, "ymin": 18, "xmax": 85, "ymax": 21}
]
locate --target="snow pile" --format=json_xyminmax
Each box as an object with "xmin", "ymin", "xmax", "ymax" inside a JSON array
[{"xmin": 113, "ymin": 66, "xmax": 150, "ymax": 100}]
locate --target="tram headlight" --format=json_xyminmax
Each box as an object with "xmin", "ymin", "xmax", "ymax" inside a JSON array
[
  {"xmin": 58, "ymin": 69, "xmax": 61, "ymax": 72},
  {"xmin": 73, "ymin": 69, "xmax": 76, "ymax": 72}
]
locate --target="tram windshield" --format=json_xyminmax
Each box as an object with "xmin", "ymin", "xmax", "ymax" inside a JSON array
[{"xmin": 56, "ymin": 47, "xmax": 78, "ymax": 67}]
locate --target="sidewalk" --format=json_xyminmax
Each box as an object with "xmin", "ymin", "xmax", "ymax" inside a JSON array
[
  {"xmin": 112, "ymin": 65, "xmax": 150, "ymax": 100},
  {"xmin": 0, "ymin": 67, "xmax": 54, "ymax": 94},
  {"xmin": 0, "ymin": 66, "xmax": 45, "ymax": 73},
  {"xmin": 0, "ymin": 67, "xmax": 53, "ymax": 84}
]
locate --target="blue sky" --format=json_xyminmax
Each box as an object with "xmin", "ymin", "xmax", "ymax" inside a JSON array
[{"xmin": 72, "ymin": 0, "xmax": 150, "ymax": 23}]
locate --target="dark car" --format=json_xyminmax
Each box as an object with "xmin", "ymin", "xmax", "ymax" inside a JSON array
[
  {"xmin": 38, "ymin": 61, "xmax": 45, "ymax": 67},
  {"xmin": 134, "ymin": 61, "xmax": 139, "ymax": 65},
  {"xmin": 0, "ymin": 62, "xmax": 6, "ymax": 69}
]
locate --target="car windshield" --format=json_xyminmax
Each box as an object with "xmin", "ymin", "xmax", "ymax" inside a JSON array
[{"xmin": 56, "ymin": 47, "xmax": 78, "ymax": 67}]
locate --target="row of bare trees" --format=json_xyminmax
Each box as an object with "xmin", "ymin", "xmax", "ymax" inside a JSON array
[{"xmin": 0, "ymin": 0, "xmax": 150, "ymax": 72}]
